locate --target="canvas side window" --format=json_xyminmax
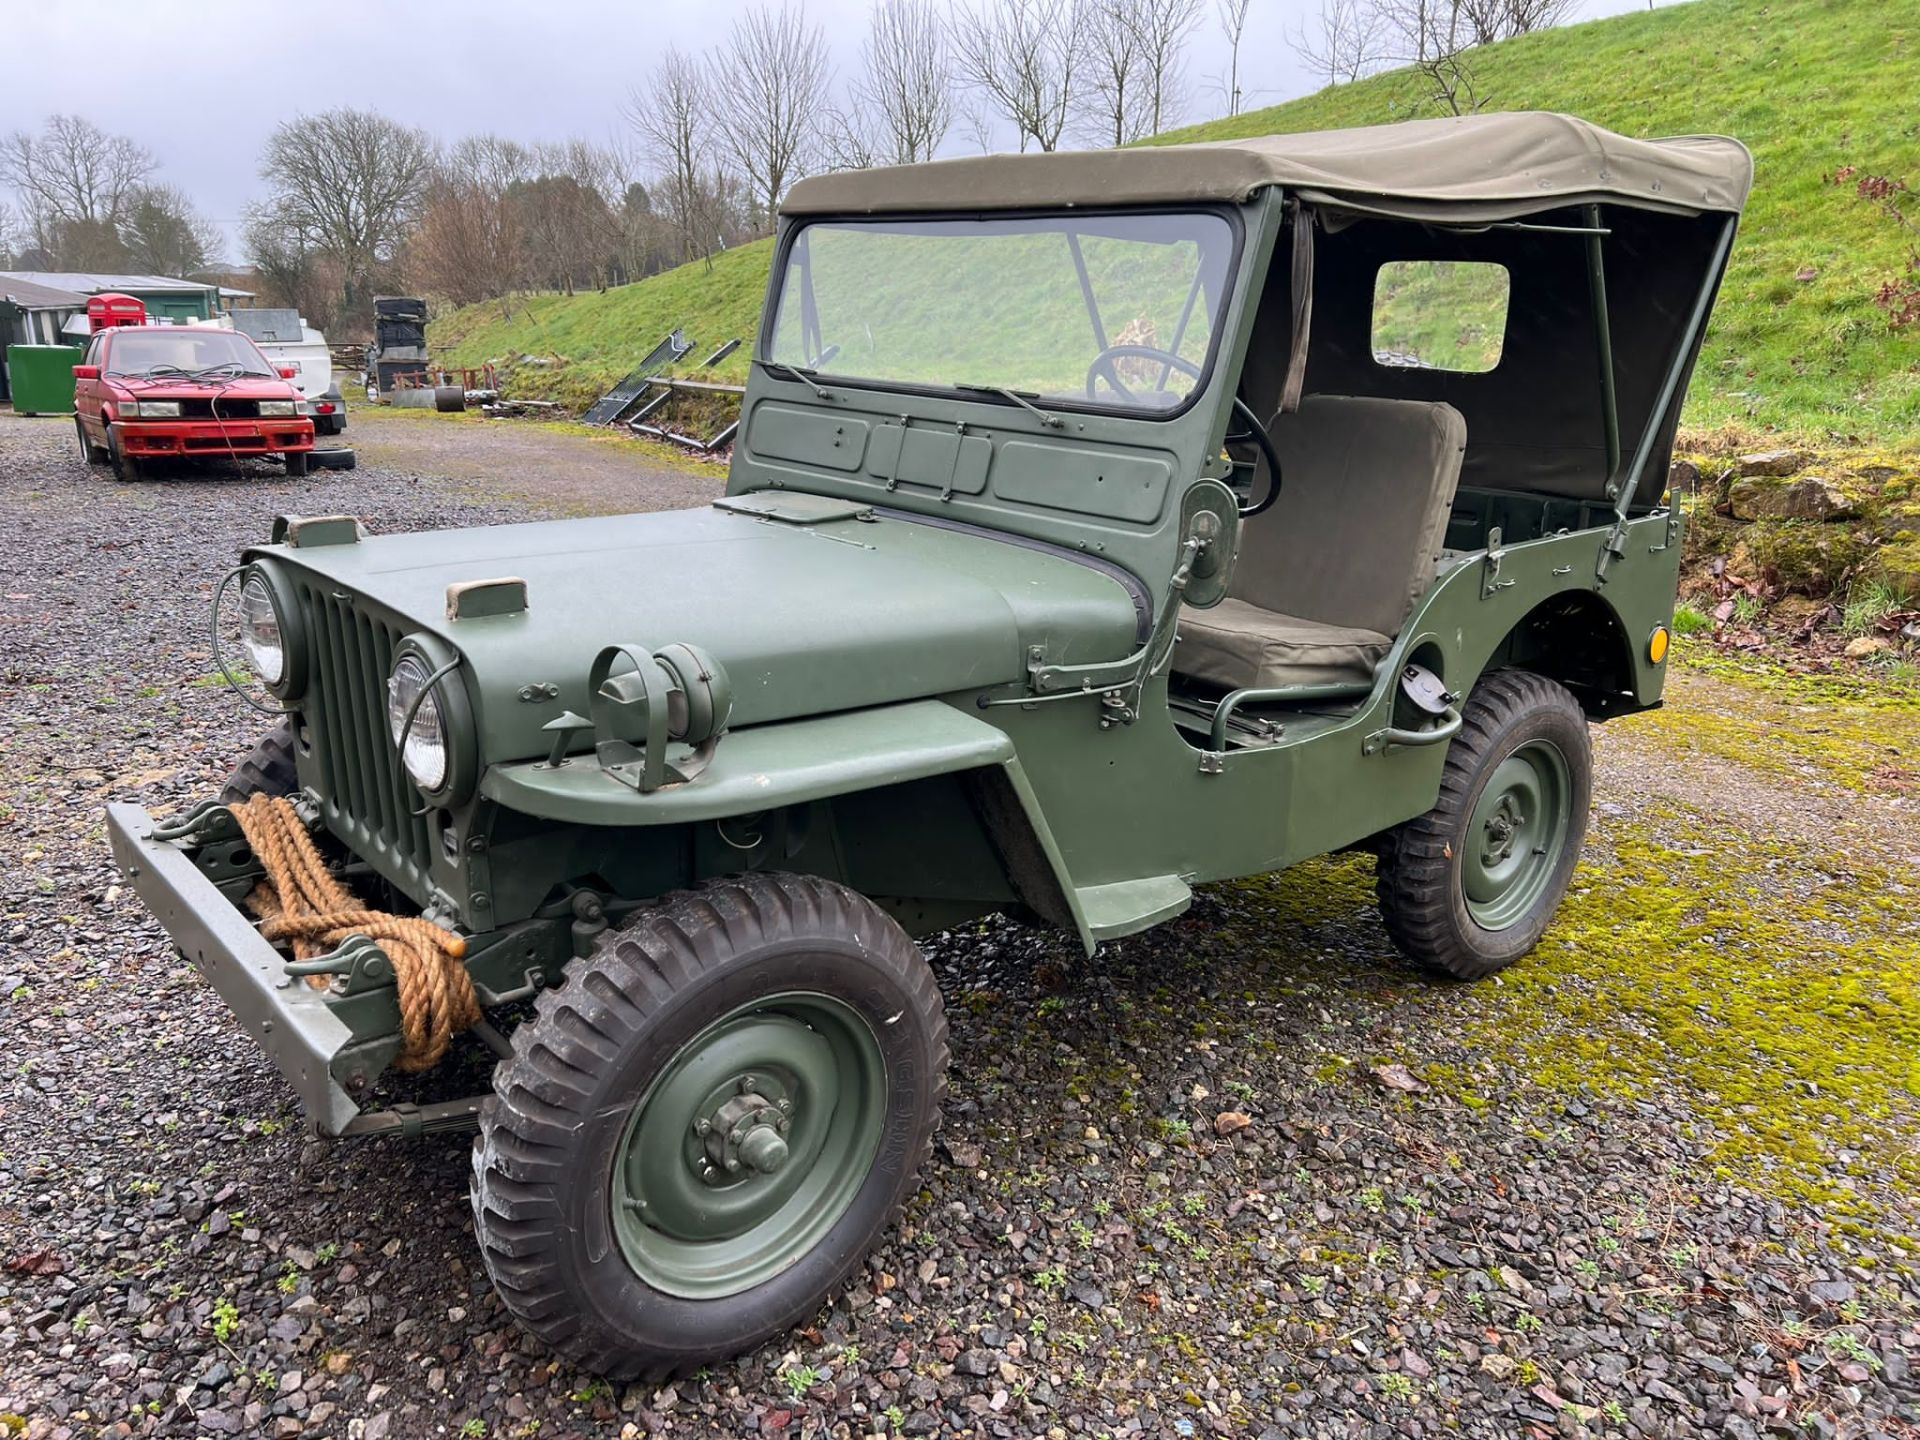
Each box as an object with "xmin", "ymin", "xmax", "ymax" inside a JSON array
[{"xmin": 1371, "ymin": 261, "xmax": 1510, "ymax": 374}]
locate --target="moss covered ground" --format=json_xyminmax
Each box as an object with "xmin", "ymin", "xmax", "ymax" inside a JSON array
[{"xmin": 1224, "ymin": 646, "xmax": 1920, "ymax": 1246}]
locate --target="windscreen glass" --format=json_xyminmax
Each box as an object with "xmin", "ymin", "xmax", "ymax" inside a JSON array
[
  {"xmin": 768, "ymin": 212, "xmax": 1235, "ymax": 413},
  {"xmin": 105, "ymin": 329, "xmax": 275, "ymax": 378}
]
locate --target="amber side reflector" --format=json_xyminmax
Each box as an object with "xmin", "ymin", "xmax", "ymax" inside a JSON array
[{"xmin": 1648, "ymin": 626, "xmax": 1671, "ymax": 665}]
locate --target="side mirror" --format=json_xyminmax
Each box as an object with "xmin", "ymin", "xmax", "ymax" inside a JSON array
[
  {"xmin": 278, "ymin": 366, "xmax": 298, "ymax": 380},
  {"xmin": 74, "ymin": 364, "xmax": 100, "ymax": 380}
]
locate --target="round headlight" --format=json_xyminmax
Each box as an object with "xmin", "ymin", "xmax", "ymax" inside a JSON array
[
  {"xmin": 387, "ymin": 653, "xmax": 449, "ymax": 792},
  {"xmin": 239, "ymin": 572, "xmax": 285, "ymax": 686}
]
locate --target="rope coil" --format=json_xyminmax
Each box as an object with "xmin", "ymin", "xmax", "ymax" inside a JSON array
[{"xmin": 228, "ymin": 794, "xmax": 479, "ymax": 1071}]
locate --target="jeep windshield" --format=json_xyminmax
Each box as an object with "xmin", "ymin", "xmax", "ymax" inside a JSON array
[
  {"xmin": 767, "ymin": 211, "xmax": 1235, "ymax": 415},
  {"xmin": 106, "ymin": 329, "xmax": 275, "ymax": 379}
]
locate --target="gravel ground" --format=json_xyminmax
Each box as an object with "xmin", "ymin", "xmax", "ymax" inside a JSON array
[{"xmin": 1, "ymin": 410, "xmax": 1914, "ymax": 1440}]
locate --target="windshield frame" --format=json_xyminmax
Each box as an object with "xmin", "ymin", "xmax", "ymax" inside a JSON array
[{"xmin": 759, "ymin": 203, "xmax": 1246, "ymax": 424}]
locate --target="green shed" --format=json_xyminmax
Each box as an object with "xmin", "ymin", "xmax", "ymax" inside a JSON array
[{"xmin": 0, "ymin": 271, "xmax": 221, "ymax": 327}]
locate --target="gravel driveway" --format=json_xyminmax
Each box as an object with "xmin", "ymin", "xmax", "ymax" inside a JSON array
[{"xmin": 1, "ymin": 410, "xmax": 1914, "ymax": 1440}]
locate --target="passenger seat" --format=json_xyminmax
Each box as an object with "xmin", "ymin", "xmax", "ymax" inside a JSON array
[{"xmin": 1175, "ymin": 395, "xmax": 1468, "ymax": 691}]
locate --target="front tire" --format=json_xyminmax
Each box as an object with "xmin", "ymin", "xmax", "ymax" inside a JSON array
[
  {"xmin": 106, "ymin": 428, "xmax": 143, "ymax": 483},
  {"xmin": 1376, "ymin": 670, "xmax": 1592, "ymax": 979},
  {"xmin": 472, "ymin": 873, "xmax": 948, "ymax": 1379},
  {"xmin": 75, "ymin": 417, "xmax": 107, "ymax": 464}
]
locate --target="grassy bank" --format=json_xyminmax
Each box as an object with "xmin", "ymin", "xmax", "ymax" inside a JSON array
[{"xmin": 435, "ymin": 0, "xmax": 1920, "ymax": 442}]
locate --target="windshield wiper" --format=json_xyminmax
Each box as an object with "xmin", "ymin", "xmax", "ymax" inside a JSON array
[
  {"xmin": 756, "ymin": 358, "xmax": 838, "ymax": 402},
  {"xmin": 953, "ymin": 383, "xmax": 1064, "ymax": 429}
]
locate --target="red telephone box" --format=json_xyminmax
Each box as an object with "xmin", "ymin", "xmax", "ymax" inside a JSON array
[{"xmin": 86, "ymin": 293, "xmax": 148, "ymax": 332}]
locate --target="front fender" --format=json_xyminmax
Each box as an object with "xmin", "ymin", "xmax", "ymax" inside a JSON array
[{"xmin": 480, "ymin": 699, "xmax": 1095, "ymax": 947}]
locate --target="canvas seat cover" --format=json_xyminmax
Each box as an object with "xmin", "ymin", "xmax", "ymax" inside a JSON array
[{"xmin": 1174, "ymin": 395, "xmax": 1468, "ymax": 691}]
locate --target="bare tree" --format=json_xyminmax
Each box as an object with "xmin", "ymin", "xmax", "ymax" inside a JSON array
[
  {"xmin": 1081, "ymin": 0, "xmax": 1150, "ymax": 144},
  {"xmin": 242, "ymin": 208, "xmax": 345, "ymax": 332},
  {"xmin": 0, "ymin": 114, "xmax": 156, "ymax": 261},
  {"xmin": 1293, "ymin": 0, "xmax": 1391, "ymax": 87},
  {"xmin": 1376, "ymin": 0, "xmax": 1484, "ymax": 114},
  {"xmin": 1460, "ymin": 0, "xmax": 1573, "ymax": 43},
  {"xmin": 712, "ymin": 5, "xmax": 831, "ymax": 229},
  {"xmin": 0, "ymin": 200, "xmax": 21, "ymax": 267},
  {"xmin": 410, "ymin": 138, "xmax": 530, "ymax": 305},
  {"xmin": 853, "ymin": 0, "xmax": 954, "ymax": 164},
  {"xmin": 258, "ymin": 108, "xmax": 435, "ymax": 318},
  {"xmin": 1130, "ymin": 0, "xmax": 1203, "ymax": 135},
  {"xmin": 627, "ymin": 48, "xmax": 717, "ymax": 262},
  {"xmin": 119, "ymin": 184, "xmax": 221, "ymax": 275},
  {"xmin": 950, "ymin": 0, "xmax": 1086, "ymax": 153},
  {"xmin": 1214, "ymin": 0, "xmax": 1252, "ymax": 116}
]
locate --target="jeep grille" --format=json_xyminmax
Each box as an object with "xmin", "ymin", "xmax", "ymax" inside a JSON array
[{"xmin": 290, "ymin": 578, "xmax": 435, "ymax": 897}]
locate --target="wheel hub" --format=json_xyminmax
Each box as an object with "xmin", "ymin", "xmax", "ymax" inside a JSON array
[
  {"xmin": 1461, "ymin": 740, "xmax": 1573, "ymax": 932},
  {"xmin": 608, "ymin": 991, "xmax": 887, "ymax": 1300},
  {"xmin": 695, "ymin": 1081, "xmax": 792, "ymax": 1181}
]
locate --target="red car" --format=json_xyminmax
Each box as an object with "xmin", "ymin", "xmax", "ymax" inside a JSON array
[{"xmin": 74, "ymin": 326, "xmax": 317, "ymax": 481}]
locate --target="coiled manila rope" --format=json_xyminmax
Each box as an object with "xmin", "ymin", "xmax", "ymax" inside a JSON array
[{"xmin": 229, "ymin": 794, "xmax": 479, "ymax": 1072}]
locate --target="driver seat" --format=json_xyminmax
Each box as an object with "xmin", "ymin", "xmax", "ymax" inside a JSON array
[{"xmin": 1175, "ymin": 395, "xmax": 1468, "ymax": 691}]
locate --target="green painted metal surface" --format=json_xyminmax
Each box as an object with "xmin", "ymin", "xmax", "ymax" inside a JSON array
[
  {"xmin": 121, "ymin": 152, "xmax": 1738, "ymax": 1124},
  {"xmin": 6, "ymin": 344, "xmax": 82, "ymax": 414},
  {"xmin": 611, "ymin": 992, "xmax": 885, "ymax": 1298}
]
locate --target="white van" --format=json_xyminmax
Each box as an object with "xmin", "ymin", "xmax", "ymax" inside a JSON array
[{"xmin": 196, "ymin": 310, "xmax": 346, "ymax": 435}]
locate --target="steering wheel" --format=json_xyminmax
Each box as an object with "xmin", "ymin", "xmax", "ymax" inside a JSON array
[
  {"xmin": 1222, "ymin": 396, "xmax": 1282, "ymax": 518},
  {"xmin": 1086, "ymin": 346, "xmax": 1281, "ymax": 518},
  {"xmin": 1086, "ymin": 342, "xmax": 1200, "ymax": 402}
]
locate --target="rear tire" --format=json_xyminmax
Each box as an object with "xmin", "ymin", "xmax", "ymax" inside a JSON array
[
  {"xmin": 471, "ymin": 872, "xmax": 948, "ymax": 1380},
  {"xmin": 218, "ymin": 721, "xmax": 299, "ymax": 805},
  {"xmin": 1376, "ymin": 670, "xmax": 1591, "ymax": 980},
  {"xmin": 283, "ymin": 451, "xmax": 310, "ymax": 477}
]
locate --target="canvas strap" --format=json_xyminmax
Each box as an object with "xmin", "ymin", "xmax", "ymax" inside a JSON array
[{"xmin": 1280, "ymin": 201, "xmax": 1315, "ymax": 414}]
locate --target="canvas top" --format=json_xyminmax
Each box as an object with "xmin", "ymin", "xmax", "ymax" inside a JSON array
[{"xmin": 782, "ymin": 112, "xmax": 1753, "ymax": 224}]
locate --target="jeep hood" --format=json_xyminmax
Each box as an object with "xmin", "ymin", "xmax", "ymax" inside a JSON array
[{"xmin": 252, "ymin": 500, "xmax": 1143, "ymax": 758}]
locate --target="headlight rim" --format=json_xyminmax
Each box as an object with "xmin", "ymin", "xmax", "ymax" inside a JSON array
[
  {"xmin": 386, "ymin": 634, "xmax": 476, "ymax": 807},
  {"xmin": 238, "ymin": 562, "xmax": 307, "ymax": 701}
]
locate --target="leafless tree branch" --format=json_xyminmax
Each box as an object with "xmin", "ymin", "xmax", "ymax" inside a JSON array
[
  {"xmin": 950, "ymin": 0, "xmax": 1086, "ymax": 153},
  {"xmin": 712, "ymin": 4, "xmax": 832, "ymax": 228}
]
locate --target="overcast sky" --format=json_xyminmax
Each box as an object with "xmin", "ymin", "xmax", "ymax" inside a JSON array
[{"xmin": 4, "ymin": 0, "xmax": 1668, "ymax": 264}]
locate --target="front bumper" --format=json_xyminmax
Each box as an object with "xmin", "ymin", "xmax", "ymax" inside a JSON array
[
  {"xmin": 113, "ymin": 418, "xmax": 316, "ymax": 458},
  {"xmin": 106, "ymin": 801, "xmax": 361, "ymax": 1133}
]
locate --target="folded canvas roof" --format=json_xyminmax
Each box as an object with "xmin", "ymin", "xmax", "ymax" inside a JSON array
[{"xmin": 783, "ymin": 112, "xmax": 1753, "ymax": 224}]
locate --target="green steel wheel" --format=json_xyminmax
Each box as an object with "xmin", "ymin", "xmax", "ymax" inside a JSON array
[
  {"xmin": 608, "ymin": 990, "xmax": 887, "ymax": 1298},
  {"xmin": 1377, "ymin": 670, "xmax": 1592, "ymax": 980},
  {"xmin": 471, "ymin": 873, "xmax": 947, "ymax": 1381}
]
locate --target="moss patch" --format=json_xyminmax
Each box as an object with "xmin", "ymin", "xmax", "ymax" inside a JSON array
[{"xmin": 1437, "ymin": 811, "xmax": 1919, "ymax": 1212}]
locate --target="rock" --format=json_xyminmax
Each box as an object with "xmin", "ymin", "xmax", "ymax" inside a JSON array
[
  {"xmin": 1843, "ymin": 635, "xmax": 1893, "ymax": 658},
  {"xmin": 1872, "ymin": 539, "xmax": 1920, "ymax": 596},
  {"xmin": 1368, "ymin": 1063, "xmax": 1427, "ymax": 1093},
  {"xmin": 1727, "ymin": 475, "xmax": 1858, "ymax": 521},
  {"xmin": 956, "ymin": 1349, "xmax": 997, "ymax": 1378},
  {"xmin": 1481, "ymin": 1354, "xmax": 1518, "ymax": 1380},
  {"xmin": 1734, "ymin": 449, "xmax": 1812, "ymax": 478},
  {"xmin": 1806, "ymin": 1278, "xmax": 1854, "ymax": 1306},
  {"xmin": 1667, "ymin": 459, "xmax": 1702, "ymax": 494}
]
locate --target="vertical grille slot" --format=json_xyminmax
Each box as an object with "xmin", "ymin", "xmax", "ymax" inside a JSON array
[{"xmin": 292, "ymin": 578, "xmax": 434, "ymax": 896}]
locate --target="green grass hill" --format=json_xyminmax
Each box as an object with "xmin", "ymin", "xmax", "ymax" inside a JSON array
[{"xmin": 434, "ymin": 0, "xmax": 1920, "ymax": 440}]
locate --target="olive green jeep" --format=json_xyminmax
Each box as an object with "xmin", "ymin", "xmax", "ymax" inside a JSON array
[{"xmin": 109, "ymin": 112, "xmax": 1751, "ymax": 1377}]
